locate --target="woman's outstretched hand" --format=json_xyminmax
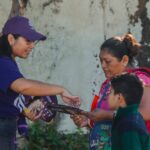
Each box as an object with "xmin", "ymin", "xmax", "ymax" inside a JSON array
[{"xmin": 61, "ymin": 89, "xmax": 80, "ymax": 107}]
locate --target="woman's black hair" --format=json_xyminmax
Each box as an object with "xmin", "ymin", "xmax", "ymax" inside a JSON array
[
  {"xmin": 100, "ymin": 33, "xmax": 141, "ymax": 66},
  {"xmin": 0, "ymin": 34, "xmax": 20, "ymax": 57}
]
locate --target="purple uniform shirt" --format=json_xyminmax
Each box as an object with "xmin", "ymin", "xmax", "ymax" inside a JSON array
[{"xmin": 0, "ymin": 56, "xmax": 24, "ymax": 117}]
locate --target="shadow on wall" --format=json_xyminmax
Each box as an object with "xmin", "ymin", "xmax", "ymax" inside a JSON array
[
  {"xmin": 9, "ymin": 0, "xmax": 29, "ymax": 18},
  {"xmin": 128, "ymin": 0, "xmax": 150, "ymax": 68},
  {"xmin": 9, "ymin": 0, "xmax": 63, "ymax": 18},
  {"xmin": 137, "ymin": 46, "xmax": 150, "ymax": 68}
]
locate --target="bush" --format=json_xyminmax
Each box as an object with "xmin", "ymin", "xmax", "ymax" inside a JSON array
[{"xmin": 22, "ymin": 121, "xmax": 89, "ymax": 150}]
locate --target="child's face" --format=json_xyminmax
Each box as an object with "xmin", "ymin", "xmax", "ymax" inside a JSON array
[{"xmin": 108, "ymin": 87, "xmax": 121, "ymax": 110}]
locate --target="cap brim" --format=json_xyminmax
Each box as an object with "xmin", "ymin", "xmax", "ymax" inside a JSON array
[{"xmin": 23, "ymin": 30, "xmax": 46, "ymax": 41}]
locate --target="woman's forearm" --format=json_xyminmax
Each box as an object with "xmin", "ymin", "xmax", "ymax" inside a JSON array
[{"xmin": 10, "ymin": 78, "xmax": 65, "ymax": 96}]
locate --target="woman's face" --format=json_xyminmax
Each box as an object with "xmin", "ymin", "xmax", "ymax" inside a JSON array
[
  {"xmin": 99, "ymin": 50, "xmax": 128, "ymax": 79},
  {"xmin": 8, "ymin": 34, "xmax": 35, "ymax": 59}
]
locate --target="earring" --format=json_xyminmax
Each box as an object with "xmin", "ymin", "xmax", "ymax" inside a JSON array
[
  {"xmin": 123, "ymin": 63, "xmax": 127, "ymax": 67},
  {"xmin": 10, "ymin": 41, "xmax": 15, "ymax": 46}
]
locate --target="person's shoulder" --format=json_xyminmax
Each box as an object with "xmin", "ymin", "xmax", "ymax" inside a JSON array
[
  {"xmin": 101, "ymin": 79, "xmax": 110, "ymax": 87},
  {"xmin": 0, "ymin": 56, "xmax": 20, "ymax": 74},
  {"xmin": 128, "ymin": 67, "xmax": 148, "ymax": 75},
  {"xmin": 128, "ymin": 67, "xmax": 150, "ymax": 86},
  {"xmin": 0, "ymin": 56, "xmax": 13, "ymax": 63},
  {"xmin": 0, "ymin": 56, "xmax": 16, "ymax": 66},
  {"xmin": 116, "ymin": 112, "xmax": 148, "ymax": 134}
]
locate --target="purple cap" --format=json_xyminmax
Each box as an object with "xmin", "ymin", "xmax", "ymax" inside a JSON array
[{"xmin": 2, "ymin": 16, "xmax": 46, "ymax": 41}]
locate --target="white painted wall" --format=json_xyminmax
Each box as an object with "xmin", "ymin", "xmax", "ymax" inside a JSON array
[{"xmin": 0, "ymin": 0, "xmax": 147, "ymax": 132}]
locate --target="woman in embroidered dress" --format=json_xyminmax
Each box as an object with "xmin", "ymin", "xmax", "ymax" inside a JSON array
[{"xmin": 71, "ymin": 33, "xmax": 150, "ymax": 150}]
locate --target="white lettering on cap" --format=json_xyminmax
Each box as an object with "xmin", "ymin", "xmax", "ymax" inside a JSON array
[{"xmin": 28, "ymin": 20, "xmax": 35, "ymax": 31}]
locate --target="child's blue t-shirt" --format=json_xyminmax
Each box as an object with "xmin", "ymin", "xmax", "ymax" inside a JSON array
[{"xmin": 0, "ymin": 56, "xmax": 24, "ymax": 117}]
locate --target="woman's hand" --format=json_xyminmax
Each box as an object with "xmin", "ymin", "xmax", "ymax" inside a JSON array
[
  {"xmin": 61, "ymin": 89, "xmax": 80, "ymax": 107},
  {"xmin": 23, "ymin": 107, "xmax": 42, "ymax": 121},
  {"xmin": 70, "ymin": 114, "xmax": 88, "ymax": 127}
]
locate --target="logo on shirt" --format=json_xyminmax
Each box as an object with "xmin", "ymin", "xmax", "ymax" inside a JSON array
[{"xmin": 14, "ymin": 94, "xmax": 26, "ymax": 112}]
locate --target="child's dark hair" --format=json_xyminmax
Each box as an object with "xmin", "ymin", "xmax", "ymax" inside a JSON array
[{"xmin": 111, "ymin": 74, "xmax": 143, "ymax": 105}]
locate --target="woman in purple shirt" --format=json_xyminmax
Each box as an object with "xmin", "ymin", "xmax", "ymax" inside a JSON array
[{"xmin": 0, "ymin": 16, "xmax": 80, "ymax": 150}]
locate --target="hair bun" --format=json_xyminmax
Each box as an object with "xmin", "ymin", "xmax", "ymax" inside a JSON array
[{"xmin": 122, "ymin": 33, "xmax": 141, "ymax": 57}]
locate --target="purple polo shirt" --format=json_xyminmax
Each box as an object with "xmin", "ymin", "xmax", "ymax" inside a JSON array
[{"xmin": 0, "ymin": 56, "xmax": 24, "ymax": 117}]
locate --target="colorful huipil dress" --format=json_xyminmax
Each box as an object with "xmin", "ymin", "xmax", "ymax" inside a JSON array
[{"xmin": 89, "ymin": 80, "xmax": 112, "ymax": 150}]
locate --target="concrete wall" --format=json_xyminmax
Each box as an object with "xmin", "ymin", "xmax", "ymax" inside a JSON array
[{"xmin": 0, "ymin": 0, "xmax": 149, "ymax": 132}]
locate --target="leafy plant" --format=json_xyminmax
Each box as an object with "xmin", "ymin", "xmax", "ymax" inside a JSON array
[{"xmin": 22, "ymin": 121, "xmax": 89, "ymax": 150}]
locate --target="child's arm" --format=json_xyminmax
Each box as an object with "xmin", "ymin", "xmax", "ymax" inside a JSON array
[{"xmin": 81, "ymin": 108, "xmax": 114, "ymax": 122}]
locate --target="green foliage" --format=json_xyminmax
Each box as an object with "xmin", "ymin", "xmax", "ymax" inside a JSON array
[{"xmin": 23, "ymin": 121, "xmax": 89, "ymax": 150}]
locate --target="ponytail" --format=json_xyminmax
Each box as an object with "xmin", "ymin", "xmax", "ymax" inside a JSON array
[{"xmin": 122, "ymin": 33, "xmax": 141, "ymax": 58}]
